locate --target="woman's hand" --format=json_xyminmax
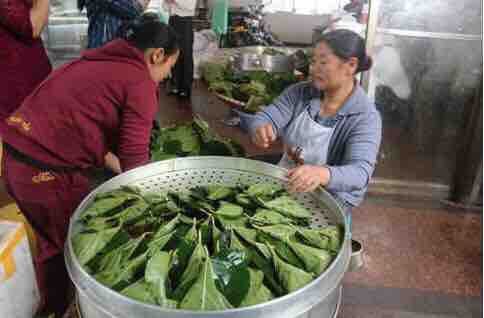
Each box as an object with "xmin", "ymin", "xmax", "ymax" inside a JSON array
[
  {"xmin": 104, "ymin": 152, "xmax": 122, "ymax": 175},
  {"xmin": 30, "ymin": 0, "xmax": 50, "ymax": 38},
  {"xmin": 252, "ymin": 124, "xmax": 276, "ymax": 149},
  {"xmin": 287, "ymin": 165, "xmax": 331, "ymax": 193}
]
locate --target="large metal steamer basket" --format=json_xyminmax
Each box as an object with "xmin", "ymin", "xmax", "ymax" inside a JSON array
[{"xmin": 66, "ymin": 157, "xmax": 352, "ymax": 318}]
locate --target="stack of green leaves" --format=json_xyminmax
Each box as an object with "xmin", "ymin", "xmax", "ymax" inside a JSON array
[
  {"xmin": 72, "ymin": 183, "xmax": 343, "ymax": 311},
  {"xmin": 150, "ymin": 117, "xmax": 245, "ymax": 162},
  {"xmin": 201, "ymin": 62, "xmax": 301, "ymax": 114}
]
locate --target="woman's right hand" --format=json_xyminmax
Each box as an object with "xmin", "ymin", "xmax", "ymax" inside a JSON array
[{"xmin": 252, "ymin": 124, "xmax": 276, "ymax": 149}]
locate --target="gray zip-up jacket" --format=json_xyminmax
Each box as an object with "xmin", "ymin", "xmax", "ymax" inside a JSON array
[{"xmin": 246, "ymin": 81, "xmax": 382, "ymax": 208}]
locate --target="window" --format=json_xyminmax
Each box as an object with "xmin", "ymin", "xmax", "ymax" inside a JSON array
[{"xmin": 265, "ymin": 0, "xmax": 349, "ymax": 15}]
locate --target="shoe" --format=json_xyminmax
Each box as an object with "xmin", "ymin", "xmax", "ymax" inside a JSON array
[
  {"xmin": 177, "ymin": 91, "xmax": 191, "ymax": 100},
  {"xmin": 167, "ymin": 88, "xmax": 179, "ymax": 96}
]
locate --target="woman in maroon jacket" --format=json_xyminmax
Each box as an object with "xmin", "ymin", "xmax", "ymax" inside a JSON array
[
  {"xmin": 1, "ymin": 16, "xmax": 179, "ymax": 316},
  {"xmin": 0, "ymin": 0, "xmax": 52, "ymax": 121}
]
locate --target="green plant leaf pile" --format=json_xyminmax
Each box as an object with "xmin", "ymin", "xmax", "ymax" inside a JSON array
[
  {"xmin": 72, "ymin": 182, "xmax": 343, "ymax": 311},
  {"xmin": 150, "ymin": 117, "xmax": 245, "ymax": 162}
]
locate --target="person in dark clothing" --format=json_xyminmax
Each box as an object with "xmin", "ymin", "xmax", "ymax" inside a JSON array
[
  {"xmin": 1, "ymin": 16, "xmax": 179, "ymax": 316},
  {"xmin": 78, "ymin": 0, "xmax": 150, "ymax": 49},
  {"xmin": 163, "ymin": 0, "xmax": 197, "ymax": 99}
]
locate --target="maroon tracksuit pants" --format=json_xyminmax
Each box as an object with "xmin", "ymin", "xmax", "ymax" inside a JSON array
[{"xmin": 2, "ymin": 150, "xmax": 91, "ymax": 316}]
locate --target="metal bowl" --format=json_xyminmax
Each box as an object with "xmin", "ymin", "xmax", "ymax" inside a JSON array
[
  {"xmin": 65, "ymin": 157, "xmax": 352, "ymax": 318},
  {"xmin": 230, "ymin": 46, "xmax": 297, "ymax": 73}
]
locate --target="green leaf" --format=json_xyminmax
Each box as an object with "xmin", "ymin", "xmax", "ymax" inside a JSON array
[
  {"xmin": 84, "ymin": 217, "xmax": 119, "ymax": 232},
  {"xmin": 233, "ymin": 227, "xmax": 258, "ymax": 242},
  {"xmin": 85, "ymin": 199, "xmax": 149, "ymax": 230},
  {"xmin": 229, "ymin": 230, "xmax": 247, "ymax": 252},
  {"xmin": 239, "ymin": 268, "xmax": 274, "ymax": 307},
  {"xmin": 206, "ymin": 186, "xmax": 234, "ymax": 201},
  {"xmin": 80, "ymin": 197, "xmax": 129, "ymax": 221},
  {"xmin": 95, "ymin": 252, "xmax": 149, "ymax": 290},
  {"xmin": 246, "ymin": 183, "xmax": 283, "ymax": 199},
  {"xmin": 172, "ymin": 234, "xmax": 206, "ymax": 301},
  {"xmin": 151, "ymin": 152, "xmax": 178, "ymax": 162},
  {"xmin": 145, "ymin": 251, "xmax": 178, "ymax": 307},
  {"xmin": 115, "ymin": 200, "xmax": 150, "ymax": 225},
  {"xmin": 268, "ymin": 246, "xmax": 314, "ymax": 293},
  {"xmin": 72, "ymin": 226, "xmax": 124, "ymax": 266},
  {"xmin": 200, "ymin": 216, "xmax": 221, "ymax": 254},
  {"xmin": 200, "ymin": 140, "xmax": 234, "ymax": 156},
  {"xmin": 254, "ymin": 224, "xmax": 297, "ymax": 240},
  {"xmin": 215, "ymin": 202, "xmax": 243, "ymax": 219},
  {"xmin": 120, "ymin": 279, "xmax": 157, "ymax": 305},
  {"xmin": 152, "ymin": 215, "xmax": 180, "ymax": 239},
  {"xmin": 295, "ymin": 228, "xmax": 330, "ymax": 250},
  {"xmin": 261, "ymin": 196, "xmax": 312, "ymax": 220},
  {"xmin": 179, "ymin": 214, "xmax": 198, "ymax": 225},
  {"xmin": 94, "ymin": 186, "xmax": 142, "ymax": 201},
  {"xmin": 286, "ymin": 240, "xmax": 333, "ymax": 275},
  {"xmin": 211, "ymin": 249, "xmax": 250, "ymax": 307},
  {"xmin": 216, "ymin": 214, "xmax": 249, "ymax": 230},
  {"xmin": 319, "ymin": 225, "xmax": 344, "ymax": 252},
  {"xmin": 130, "ymin": 216, "xmax": 160, "ymax": 231},
  {"xmin": 201, "ymin": 62, "xmax": 226, "ymax": 84},
  {"xmin": 143, "ymin": 192, "xmax": 168, "ymax": 205},
  {"xmin": 183, "ymin": 220, "xmax": 198, "ymax": 243},
  {"xmin": 169, "ymin": 125, "xmax": 202, "ymax": 153},
  {"xmin": 256, "ymin": 229, "xmax": 304, "ymax": 269},
  {"xmin": 209, "ymin": 81, "xmax": 236, "ymax": 98},
  {"xmin": 231, "ymin": 231, "xmax": 284, "ymax": 296},
  {"xmin": 147, "ymin": 231, "xmax": 176, "ymax": 257},
  {"xmin": 179, "ymin": 249, "xmax": 233, "ymax": 311},
  {"xmin": 250, "ymin": 209, "xmax": 295, "ymax": 226},
  {"xmin": 96, "ymin": 234, "xmax": 147, "ymax": 273},
  {"xmin": 235, "ymin": 193, "xmax": 252, "ymax": 208},
  {"xmin": 168, "ymin": 238, "xmax": 196, "ymax": 290}
]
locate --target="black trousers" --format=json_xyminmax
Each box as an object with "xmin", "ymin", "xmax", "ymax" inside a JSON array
[{"xmin": 169, "ymin": 15, "xmax": 194, "ymax": 95}]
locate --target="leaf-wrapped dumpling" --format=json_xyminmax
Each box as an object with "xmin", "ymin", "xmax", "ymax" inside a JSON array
[{"xmin": 179, "ymin": 248, "xmax": 233, "ymax": 310}]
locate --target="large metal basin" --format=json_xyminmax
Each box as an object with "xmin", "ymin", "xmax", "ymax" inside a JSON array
[{"xmin": 65, "ymin": 157, "xmax": 352, "ymax": 318}]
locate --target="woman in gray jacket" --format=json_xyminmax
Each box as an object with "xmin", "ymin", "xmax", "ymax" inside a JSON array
[{"xmin": 249, "ymin": 29, "xmax": 382, "ymax": 215}]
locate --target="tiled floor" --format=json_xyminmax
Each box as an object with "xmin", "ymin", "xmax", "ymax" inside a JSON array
[
  {"xmin": 3, "ymin": 82, "xmax": 482, "ymax": 318},
  {"xmin": 339, "ymin": 199, "xmax": 482, "ymax": 318}
]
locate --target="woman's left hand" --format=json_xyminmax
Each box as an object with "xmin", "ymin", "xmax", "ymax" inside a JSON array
[
  {"xmin": 104, "ymin": 152, "xmax": 122, "ymax": 175},
  {"xmin": 287, "ymin": 165, "xmax": 330, "ymax": 193}
]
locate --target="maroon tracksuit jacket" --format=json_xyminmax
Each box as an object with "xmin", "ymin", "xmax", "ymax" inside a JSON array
[
  {"xmin": 1, "ymin": 39, "xmax": 159, "ymax": 315},
  {"xmin": 0, "ymin": 0, "xmax": 52, "ymax": 120}
]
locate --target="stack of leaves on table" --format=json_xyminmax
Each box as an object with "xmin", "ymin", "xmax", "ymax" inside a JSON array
[
  {"xmin": 201, "ymin": 62, "xmax": 301, "ymax": 114},
  {"xmin": 72, "ymin": 183, "xmax": 343, "ymax": 311},
  {"xmin": 150, "ymin": 117, "xmax": 245, "ymax": 162}
]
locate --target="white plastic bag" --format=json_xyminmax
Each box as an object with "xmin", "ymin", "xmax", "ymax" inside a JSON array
[{"xmin": 0, "ymin": 221, "xmax": 40, "ymax": 318}]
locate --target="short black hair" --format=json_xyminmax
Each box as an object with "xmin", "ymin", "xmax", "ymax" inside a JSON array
[
  {"xmin": 316, "ymin": 29, "xmax": 373, "ymax": 73},
  {"xmin": 119, "ymin": 13, "xmax": 179, "ymax": 56}
]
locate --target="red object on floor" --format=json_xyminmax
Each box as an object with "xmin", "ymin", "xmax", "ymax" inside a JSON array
[{"xmin": 2, "ymin": 150, "xmax": 90, "ymax": 316}]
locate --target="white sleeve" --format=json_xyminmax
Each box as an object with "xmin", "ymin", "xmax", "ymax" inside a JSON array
[{"xmin": 174, "ymin": 0, "xmax": 197, "ymax": 12}]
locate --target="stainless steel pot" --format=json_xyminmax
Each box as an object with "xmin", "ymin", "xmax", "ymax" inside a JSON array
[
  {"xmin": 66, "ymin": 157, "xmax": 356, "ymax": 318},
  {"xmin": 260, "ymin": 54, "xmax": 294, "ymax": 73},
  {"xmin": 229, "ymin": 46, "xmax": 297, "ymax": 73}
]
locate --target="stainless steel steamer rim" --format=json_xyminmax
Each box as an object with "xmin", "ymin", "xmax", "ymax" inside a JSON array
[{"xmin": 66, "ymin": 157, "xmax": 352, "ymax": 318}]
